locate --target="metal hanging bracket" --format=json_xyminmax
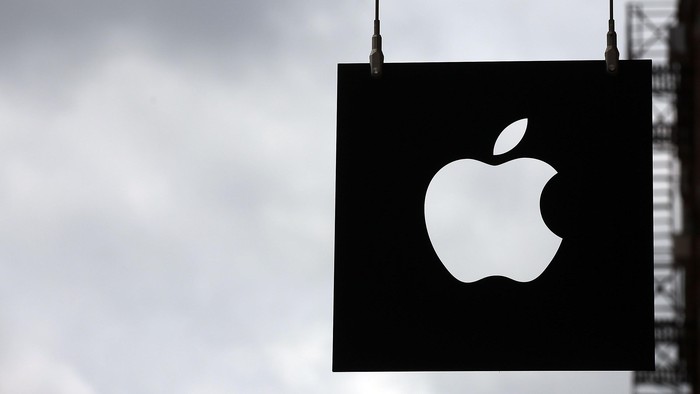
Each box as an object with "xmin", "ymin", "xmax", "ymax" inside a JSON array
[
  {"xmin": 369, "ymin": 0, "xmax": 384, "ymax": 78},
  {"xmin": 605, "ymin": 0, "xmax": 620, "ymax": 74}
]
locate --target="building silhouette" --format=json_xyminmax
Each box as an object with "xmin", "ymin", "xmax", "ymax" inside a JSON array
[{"xmin": 630, "ymin": 1, "xmax": 698, "ymax": 393}]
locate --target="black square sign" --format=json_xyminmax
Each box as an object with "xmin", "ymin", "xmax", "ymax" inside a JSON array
[{"xmin": 333, "ymin": 61, "xmax": 654, "ymax": 371}]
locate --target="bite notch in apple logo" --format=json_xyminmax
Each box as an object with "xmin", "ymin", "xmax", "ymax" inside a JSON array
[{"xmin": 424, "ymin": 118, "xmax": 562, "ymax": 283}]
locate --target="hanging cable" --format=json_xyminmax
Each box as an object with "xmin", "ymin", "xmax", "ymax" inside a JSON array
[
  {"xmin": 369, "ymin": 0, "xmax": 384, "ymax": 78},
  {"xmin": 605, "ymin": 0, "xmax": 620, "ymax": 74}
]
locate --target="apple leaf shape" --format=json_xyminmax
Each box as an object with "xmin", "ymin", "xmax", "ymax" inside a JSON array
[{"xmin": 493, "ymin": 118, "xmax": 528, "ymax": 156}]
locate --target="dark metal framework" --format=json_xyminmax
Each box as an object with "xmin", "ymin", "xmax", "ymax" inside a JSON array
[{"xmin": 629, "ymin": 2, "xmax": 691, "ymax": 393}]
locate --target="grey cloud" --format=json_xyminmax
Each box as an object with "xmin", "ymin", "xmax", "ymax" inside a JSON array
[{"xmin": 0, "ymin": 0, "xmax": 637, "ymax": 393}]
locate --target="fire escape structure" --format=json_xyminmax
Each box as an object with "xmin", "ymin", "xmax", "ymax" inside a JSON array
[
  {"xmin": 629, "ymin": 2, "xmax": 691, "ymax": 394},
  {"xmin": 673, "ymin": 0, "xmax": 700, "ymax": 392}
]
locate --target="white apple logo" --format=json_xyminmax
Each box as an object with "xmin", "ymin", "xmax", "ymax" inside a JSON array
[{"xmin": 424, "ymin": 118, "xmax": 562, "ymax": 283}]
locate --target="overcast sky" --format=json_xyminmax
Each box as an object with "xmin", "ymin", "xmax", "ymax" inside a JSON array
[{"xmin": 0, "ymin": 1, "xmax": 644, "ymax": 393}]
